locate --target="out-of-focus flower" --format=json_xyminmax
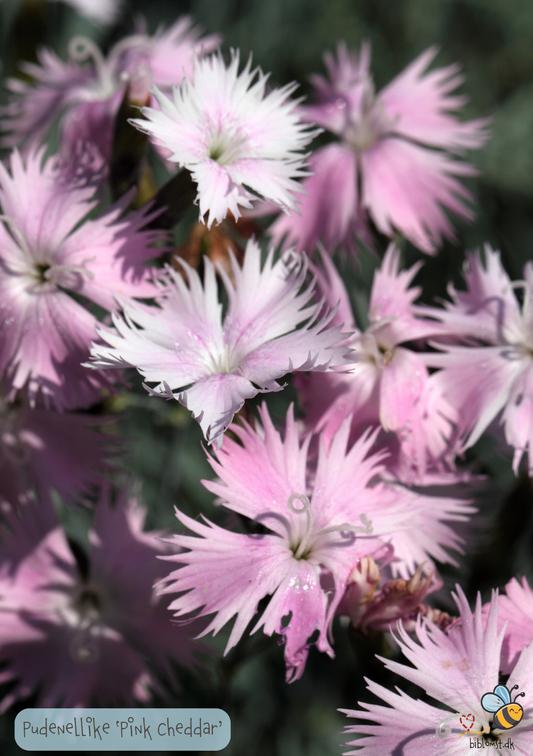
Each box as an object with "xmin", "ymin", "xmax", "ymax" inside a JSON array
[
  {"xmin": 297, "ymin": 246, "xmax": 456, "ymax": 478},
  {"xmin": 159, "ymin": 404, "xmax": 422, "ymax": 682},
  {"xmin": 53, "ymin": 0, "xmax": 123, "ymax": 25},
  {"xmin": 341, "ymin": 587, "xmax": 533, "ymax": 754},
  {"xmin": 0, "ymin": 398, "xmax": 112, "ymax": 510},
  {"xmin": 270, "ymin": 43, "xmax": 488, "ymax": 256},
  {"xmin": 89, "ymin": 239, "xmax": 352, "ymax": 448},
  {"xmin": 425, "ymin": 245, "xmax": 533, "ymax": 474},
  {"xmin": 131, "ymin": 50, "xmax": 316, "ymax": 227},
  {"xmin": 0, "ymin": 17, "xmax": 220, "ymax": 168},
  {"xmin": 483, "ymin": 576, "xmax": 533, "ymax": 675},
  {"xmin": 0, "ymin": 147, "xmax": 160, "ymax": 410},
  {"xmin": 0, "ymin": 492, "xmax": 199, "ymax": 709}
]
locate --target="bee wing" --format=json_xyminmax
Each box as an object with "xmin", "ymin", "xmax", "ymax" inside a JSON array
[
  {"xmin": 481, "ymin": 693, "xmax": 505, "ymax": 712},
  {"xmin": 494, "ymin": 685, "xmax": 511, "ymax": 704}
]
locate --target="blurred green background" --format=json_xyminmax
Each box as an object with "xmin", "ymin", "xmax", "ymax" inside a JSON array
[{"xmin": 1, "ymin": 0, "xmax": 533, "ymax": 754}]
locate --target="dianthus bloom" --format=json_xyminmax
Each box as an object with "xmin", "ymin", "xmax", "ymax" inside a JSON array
[
  {"xmin": 297, "ymin": 246, "xmax": 457, "ymax": 478},
  {"xmin": 337, "ymin": 558, "xmax": 452, "ymax": 634},
  {"xmin": 0, "ymin": 17, "xmax": 220, "ymax": 168},
  {"xmin": 89, "ymin": 239, "xmax": 351, "ymax": 447},
  {"xmin": 131, "ymin": 50, "xmax": 316, "ymax": 227},
  {"xmin": 270, "ymin": 43, "xmax": 488, "ymax": 256},
  {"xmin": 342, "ymin": 587, "xmax": 533, "ymax": 754},
  {"xmin": 159, "ymin": 404, "xmax": 420, "ymax": 682},
  {"xmin": 0, "ymin": 493, "xmax": 198, "ymax": 709},
  {"xmin": 425, "ymin": 245, "xmax": 533, "ymax": 474},
  {"xmin": 0, "ymin": 147, "xmax": 160, "ymax": 409}
]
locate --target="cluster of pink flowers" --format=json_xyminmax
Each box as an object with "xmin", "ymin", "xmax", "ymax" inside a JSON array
[{"xmin": 1, "ymin": 2, "xmax": 532, "ymax": 752}]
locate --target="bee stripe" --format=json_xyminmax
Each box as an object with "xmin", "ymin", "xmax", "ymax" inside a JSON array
[{"xmin": 495, "ymin": 707, "xmax": 521, "ymax": 729}]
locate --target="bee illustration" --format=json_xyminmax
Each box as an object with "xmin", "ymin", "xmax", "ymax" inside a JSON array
[{"xmin": 481, "ymin": 684, "xmax": 525, "ymax": 730}]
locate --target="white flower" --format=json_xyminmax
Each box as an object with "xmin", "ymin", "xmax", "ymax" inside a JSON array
[
  {"xmin": 89, "ymin": 239, "xmax": 352, "ymax": 448},
  {"xmin": 131, "ymin": 50, "xmax": 317, "ymax": 227}
]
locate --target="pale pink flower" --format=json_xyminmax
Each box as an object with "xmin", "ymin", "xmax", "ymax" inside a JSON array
[
  {"xmin": 342, "ymin": 587, "xmax": 533, "ymax": 754},
  {"xmin": 89, "ymin": 239, "xmax": 352, "ymax": 448},
  {"xmin": 270, "ymin": 43, "xmax": 488, "ymax": 255},
  {"xmin": 0, "ymin": 147, "xmax": 160, "ymax": 410},
  {"xmin": 425, "ymin": 245, "xmax": 533, "ymax": 474},
  {"xmin": 0, "ymin": 18, "xmax": 220, "ymax": 167},
  {"xmin": 0, "ymin": 492, "xmax": 198, "ymax": 709},
  {"xmin": 159, "ymin": 404, "xmax": 421, "ymax": 682},
  {"xmin": 483, "ymin": 576, "xmax": 533, "ymax": 675},
  {"xmin": 130, "ymin": 50, "xmax": 316, "ymax": 227},
  {"xmin": 297, "ymin": 246, "xmax": 457, "ymax": 477}
]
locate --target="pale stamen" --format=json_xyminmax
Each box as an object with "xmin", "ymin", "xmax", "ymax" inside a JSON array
[
  {"xmin": 44, "ymin": 257, "xmax": 96, "ymax": 285},
  {"xmin": 68, "ymin": 36, "xmax": 116, "ymax": 97},
  {"xmin": 208, "ymin": 344, "xmax": 236, "ymax": 375},
  {"xmin": 287, "ymin": 493, "xmax": 373, "ymax": 560}
]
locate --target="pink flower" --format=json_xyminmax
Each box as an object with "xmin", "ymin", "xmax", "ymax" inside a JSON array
[
  {"xmin": 270, "ymin": 43, "xmax": 488, "ymax": 255},
  {"xmin": 89, "ymin": 239, "xmax": 352, "ymax": 448},
  {"xmin": 483, "ymin": 576, "xmax": 533, "ymax": 675},
  {"xmin": 297, "ymin": 246, "xmax": 457, "ymax": 478},
  {"xmin": 0, "ymin": 492, "xmax": 199, "ymax": 709},
  {"xmin": 130, "ymin": 50, "xmax": 316, "ymax": 227},
  {"xmin": 159, "ymin": 404, "xmax": 419, "ymax": 682},
  {"xmin": 341, "ymin": 587, "xmax": 533, "ymax": 754},
  {"xmin": 0, "ymin": 18, "xmax": 220, "ymax": 167},
  {"xmin": 425, "ymin": 245, "xmax": 533, "ymax": 473},
  {"xmin": 0, "ymin": 147, "xmax": 159, "ymax": 410}
]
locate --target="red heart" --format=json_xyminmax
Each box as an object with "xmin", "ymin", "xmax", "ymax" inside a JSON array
[{"xmin": 460, "ymin": 713, "xmax": 475, "ymax": 733}]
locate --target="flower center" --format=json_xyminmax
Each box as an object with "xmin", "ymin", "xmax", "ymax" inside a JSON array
[
  {"xmin": 342, "ymin": 84, "xmax": 398, "ymax": 152},
  {"xmin": 287, "ymin": 493, "xmax": 373, "ymax": 560},
  {"xmin": 34, "ymin": 262, "xmax": 51, "ymax": 284},
  {"xmin": 207, "ymin": 126, "xmax": 248, "ymax": 166},
  {"xmin": 68, "ymin": 588, "xmax": 103, "ymax": 665},
  {"xmin": 0, "ymin": 214, "xmax": 95, "ymax": 292},
  {"xmin": 207, "ymin": 344, "xmax": 238, "ymax": 375}
]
